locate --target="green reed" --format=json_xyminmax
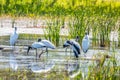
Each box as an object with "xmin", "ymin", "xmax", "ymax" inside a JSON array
[
  {"xmin": 68, "ymin": 14, "xmax": 87, "ymax": 44},
  {"xmin": 118, "ymin": 20, "xmax": 120, "ymax": 47},
  {"xmin": 86, "ymin": 53, "xmax": 119, "ymax": 80},
  {"xmin": 19, "ymin": 34, "xmax": 43, "ymax": 40},
  {"xmin": 73, "ymin": 52, "xmax": 120, "ymax": 80},
  {"xmin": 90, "ymin": 15, "xmax": 118, "ymax": 48},
  {"xmin": 0, "ymin": 0, "xmax": 120, "ymax": 17},
  {"xmin": 0, "ymin": 68, "xmax": 69, "ymax": 80},
  {"xmin": 44, "ymin": 17, "xmax": 62, "ymax": 46}
]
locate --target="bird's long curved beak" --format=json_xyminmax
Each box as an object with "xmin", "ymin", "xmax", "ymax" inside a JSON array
[{"xmin": 27, "ymin": 46, "xmax": 31, "ymax": 55}]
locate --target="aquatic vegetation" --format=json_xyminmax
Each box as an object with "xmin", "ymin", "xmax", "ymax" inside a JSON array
[
  {"xmin": 19, "ymin": 34, "xmax": 43, "ymax": 40},
  {"xmin": 86, "ymin": 53, "xmax": 120, "ymax": 80},
  {"xmin": 68, "ymin": 15, "xmax": 87, "ymax": 44},
  {"xmin": 91, "ymin": 16, "xmax": 116, "ymax": 47},
  {"xmin": 0, "ymin": 0, "xmax": 120, "ymax": 80},
  {"xmin": 0, "ymin": 68, "xmax": 69, "ymax": 80},
  {"xmin": 0, "ymin": 0, "xmax": 120, "ymax": 17},
  {"xmin": 44, "ymin": 17, "xmax": 62, "ymax": 46}
]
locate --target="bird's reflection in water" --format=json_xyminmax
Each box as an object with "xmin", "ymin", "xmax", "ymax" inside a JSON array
[
  {"xmin": 65, "ymin": 60, "xmax": 79, "ymax": 74},
  {"xmin": 9, "ymin": 53, "xmax": 18, "ymax": 71}
]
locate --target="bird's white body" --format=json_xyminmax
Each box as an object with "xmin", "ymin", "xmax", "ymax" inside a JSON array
[
  {"xmin": 27, "ymin": 41, "xmax": 46, "ymax": 61},
  {"xmin": 71, "ymin": 40, "xmax": 81, "ymax": 51},
  {"xmin": 10, "ymin": 27, "xmax": 18, "ymax": 46},
  {"xmin": 82, "ymin": 34, "xmax": 90, "ymax": 53},
  {"xmin": 31, "ymin": 42, "xmax": 45, "ymax": 48},
  {"xmin": 27, "ymin": 39, "xmax": 56, "ymax": 62},
  {"xmin": 40, "ymin": 40, "xmax": 55, "ymax": 49}
]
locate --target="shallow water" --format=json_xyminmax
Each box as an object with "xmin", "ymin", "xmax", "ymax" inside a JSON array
[
  {"xmin": 0, "ymin": 45, "xmax": 120, "ymax": 79},
  {"xmin": 0, "ymin": 37, "xmax": 120, "ymax": 79}
]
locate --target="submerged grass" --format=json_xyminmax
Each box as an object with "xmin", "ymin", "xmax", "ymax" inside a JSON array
[{"xmin": 0, "ymin": 68, "xmax": 69, "ymax": 80}]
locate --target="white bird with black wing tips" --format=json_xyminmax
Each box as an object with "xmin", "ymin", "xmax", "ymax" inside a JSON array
[
  {"xmin": 37, "ymin": 39, "xmax": 55, "ymax": 58},
  {"xmin": 82, "ymin": 32, "xmax": 90, "ymax": 56},
  {"xmin": 27, "ymin": 41, "xmax": 46, "ymax": 61},
  {"xmin": 63, "ymin": 40, "xmax": 81, "ymax": 58},
  {"xmin": 63, "ymin": 39, "xmax": 81, "ymax": 73}
]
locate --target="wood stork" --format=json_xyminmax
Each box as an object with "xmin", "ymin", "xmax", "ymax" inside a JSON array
[
  {"xmin": 63, "ymin": 40, "xmax": 80, "ymax": 73},
  {"xmin": 10, "ymin": 27, "xmax": 19, "ymax": 47},
  {"xmin": 37, "ymin": 39, "xmax": 55, "ymax": 58},
  {"xmin": 27, "ymin": 41, "xmax": 46, "ymax": 61},
  {"xmin": 63, "ymin": 40, "xmax": 81, "ymax": 58},
  {"xmin": 82, "ymin": 32, "xmax": 90, "ymax": 56}
]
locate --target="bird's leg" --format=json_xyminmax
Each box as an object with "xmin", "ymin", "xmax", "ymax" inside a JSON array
[
  {"xmin": 84, "ymin": 53, "xmax": 86, "ymax": 57},
  {"xmin": 39, "ymin": 50, "xmax": 44, "ymax": 58},
  {"xmin": 46, "ymin": 48, "xmax": 48, "ymax": 61},
  {"xmin": 13, "ymin": 44, "xmax": 16, "ymax": 51},
  {"xmin": 65, "ymin": 47, "xmax": 67, "ymax": 57},
  {"xmin": 65, "ymin": 47, "xmax": 70, "ymax": 71},
  {"xmin": 45, "ymin": 48, "xmax": 48, "ymax": 68},
  {"xmin": 83, "ymin": 53, "xmax": 89, "ymax": 63},
  {"xmin": 70, "ymin": 47, "xmax": 72, "ymax": 59},
  {"xmin": 36, "ymin": 49, "xmax": 37, "ymax": 62}
]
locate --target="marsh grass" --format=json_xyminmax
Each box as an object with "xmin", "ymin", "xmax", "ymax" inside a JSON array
[
  {"xmin": 0, "ymin": 34, "xmax": 44, "ymax": 46},
  {"xmin": 118, "ymin": 20, "xmax": 120, "ymax": 47},
  {"xmin": 90, "ymin": 16, "xmax": 117, "ymax": 48},
  {"xmin": 98, "ymin": 16, "xmax": 117, "ymax": 47},
  {"xmin": 19, "ymin": 34, "xmax": 44, "ymax": 40},
  {"xmin": 0, "ymin": 68, "xmax": 69, "ymax": 80},
  {"xmin": 0, "ymin": 36, "xmax": 9, "ymax": 45},
  {"xmin": 86, "ymin": 53, "xmax": 120, "ymax": 80},
  {"xmin": 44, "ymin": 17, "xmax": 62, "ymax": 46},
  {"xmin": 68, "ymin": 15, "xmax": 87, "ymax": 44}
]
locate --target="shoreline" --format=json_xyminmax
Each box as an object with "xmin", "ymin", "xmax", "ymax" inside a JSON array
[{"xmin": 0, "ymin": 27, "xmax": 69, "ymax": 36}]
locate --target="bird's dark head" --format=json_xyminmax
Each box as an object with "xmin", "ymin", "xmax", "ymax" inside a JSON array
[
  {"xmin": 63, "ymin": 40, "xmax": 71, "ymax": 48},
  {"xmin": 75, "ymin": 36, "xmax": 79, "ymax": 42},
  {"xmin": 38, "ymin": 38, "xmax": 42, "ymax": 42},
  {"xmin": 66, "ymin": 40, "xmax": 71, "ymax": 44},
  {"xmin": 27, "ymin": 46, "xmax": 32, "ymax": 55},
  {"xmin": 15, "ymin": 27, "xmax": 17, "ymax": 31},
  {"xmin": 85, "ymin": 32, "xmax": 88, "ymax": 35},
  {"xmin": 63, "ymin": 44, "xmax": 69, "ymax": 48},
  {"xmin": 76, "ymin": 36, "xmax": 79, "ymax": 39}
]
